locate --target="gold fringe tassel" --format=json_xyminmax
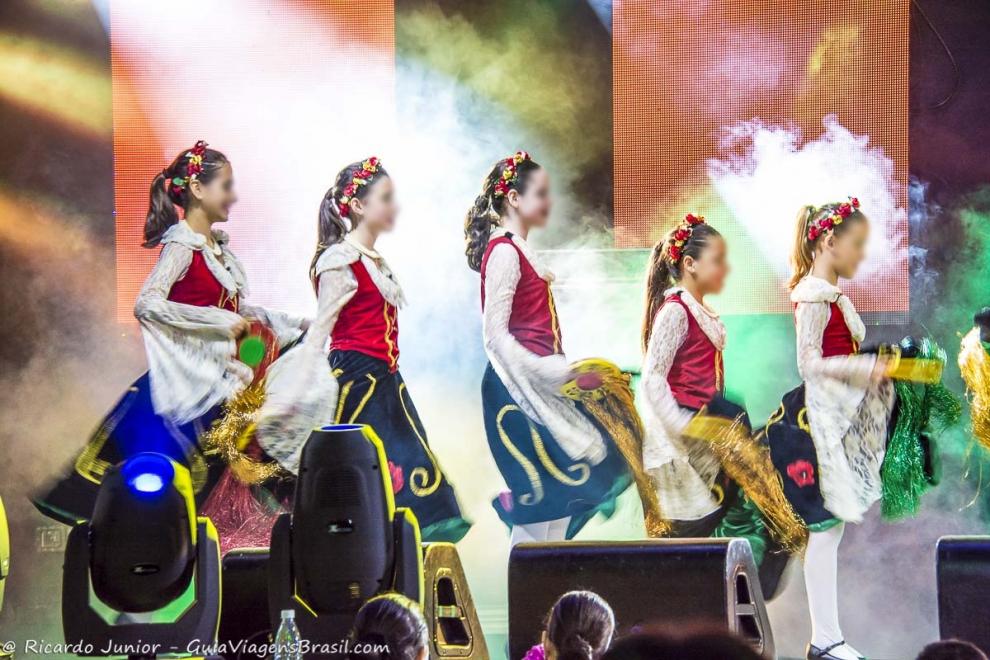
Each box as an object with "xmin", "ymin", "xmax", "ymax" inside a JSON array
[
  {"xmin": 960, "ymin": 327, "xmax": 990, "ymax": 451},
  {"xmin": 684, "ymin": 412, "xmax": 808, "ymax": 553},
  {"xmin": 562, "ymin": 359, "xmax": 671, "ymax": 537},
  {"xmin": 199, "ymin": 383, "xmax": 284, "ymax": 485}
]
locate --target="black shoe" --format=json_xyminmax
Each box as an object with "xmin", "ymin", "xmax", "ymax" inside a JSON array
[{"xmin": 806, "ymin": 641, "xmax": 866, "ymax": 660}]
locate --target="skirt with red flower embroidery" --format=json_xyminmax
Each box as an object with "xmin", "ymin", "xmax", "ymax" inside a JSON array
[
  {"xmin": 329, "ymin": 350, "xmax": 472, "ymax": 543},
  {"xmin": 763, "ymin": 384, "xmax": 841, "ymax": 531}
]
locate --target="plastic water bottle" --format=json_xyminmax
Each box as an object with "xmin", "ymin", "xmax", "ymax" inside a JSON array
[{"xmin": 273, "ymin": 609, "xmax": 302, "ymax": 660}]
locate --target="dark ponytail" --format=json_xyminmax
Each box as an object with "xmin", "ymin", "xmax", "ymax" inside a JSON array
[
  {"xmin": 545, "ymin": 591, "xmax": 614, "ymax": 660},
  {"xmin": 347, "ymin": 593, "xmax": 427, "ymax": 660},
  {"xmin": 311, "ymin": 158, "xmax": 389, "ymax": 285},
  {"xmin": 143, "ymin": 141, "xmax": 228, "ymax": 248},
  {"xmin": 464, "ymin": 155, "xmax": 541, "ymax": 272},
  {"xmin": 641, "ymin": 220, "xmax": 721, "ymax": 352}
]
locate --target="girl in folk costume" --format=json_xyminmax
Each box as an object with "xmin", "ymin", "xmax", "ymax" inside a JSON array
[
  {"xmin": 265, "ymin": 157, "xmax": 470, "ymax": 543},
  {"xmin": 768, "ymin": 199, "xmax": 895, "ymax": 660},
  {"xmin": 639, "ymin": 215, "xmax": 771, "ymax": 561},
  {"xmin": 465, "ymin": 151, "xmax": 633, "ymax": 546},
  {"xmin": 36, "ymin": 141, "xmax": 308, "ymax": 551}
]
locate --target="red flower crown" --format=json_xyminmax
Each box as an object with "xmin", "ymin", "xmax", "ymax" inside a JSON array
[
  {"xmin": 807, "ymin": 197, "xmax": 860, "ymax": 241},
  {"xmin": 166, "ymin": 140, "xmax": 208, "ymax": 197},
  {"xmin": 666, "ymin": 213, "xmax": 705, "ymax": 263},
  {"xmin": 338, "ymin": 156, "xmax": 382, "ymax": 218},
  {"xmin": 493, "ymin": 151, "xmax": 531, "ymax": 197}
]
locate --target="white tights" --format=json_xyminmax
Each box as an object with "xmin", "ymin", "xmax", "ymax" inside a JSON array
[
  {"xmin": 803, "ymin": 523, "xmax": 862, "ymax": 659},
  {"xmin": 509, "ymin": 516, "xmax": 571, "ymax": 546}
]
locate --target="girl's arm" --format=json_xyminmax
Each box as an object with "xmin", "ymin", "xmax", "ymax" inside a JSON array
[
  {"xmin": 795, "ymin": 301, "xmax": 875, "ymax": 386},
  {"xmin": 255, "ymin": 265, "xmax": 357, "ymax": 473},
  {"xmin": 640, "ymin": 302, "xmax": 695, "ymax": 435},
  {"xmin": 239, "ymin": 302, "xmax": 310, "ymax": 347},
  {"xmin": 483, "ymin": 242, "xmax": 570, "ymax": 389},
  {"xmin": 134, "ymin": 243, "xmax": 244, "ymax": 336}
]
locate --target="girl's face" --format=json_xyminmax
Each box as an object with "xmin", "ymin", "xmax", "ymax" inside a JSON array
[
  {"xmin": 190, "ymin": 162, "xmax": 236, "ymax": 222},
  {"xmin": 823, "ymin": 217, "xmax": 869, "ymax": 280},
  {"xmin": 353, "ymin": 176, "xmax": 398, "ymax": 234},
  {"xmin": 684, "ymin": 234, "xmax": 729, "ymax": 296},
  {"xmin": 509, "ymin": 167, "xmax": 551, "ymax": 229}
]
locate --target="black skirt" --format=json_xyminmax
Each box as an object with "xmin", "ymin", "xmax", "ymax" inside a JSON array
[
  {"xmin": 33, "ymin": 371, "xmax": 226, "ymax": 525},
  {"xmin": 329, "ymin": 350, "xmax": 471, "ymax": 543},
  {"xmin": 481, "ymin": 363, "xmax": 631, "ymax": 539}
]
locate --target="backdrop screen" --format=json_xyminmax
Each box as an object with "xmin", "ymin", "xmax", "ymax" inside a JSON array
[{"xmin": 613, "ymin": 0, "xmax": 909, "ymax": 317}]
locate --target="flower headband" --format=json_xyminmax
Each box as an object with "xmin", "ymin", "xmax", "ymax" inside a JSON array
[
  {"xmin": 667, "ymin": 213, "xmax": 705, "ymax": 263},
  {"xmin": 493, "ymin": 151, "xmax": 531, "ymax": 197},
  {"xmin": 166, "ymin": 140, "xmax": 208, "ymax": 197},
  {"xmin": 807, "ymin": 197, "xmax": 860, "ymax": 241},
  {"xmin": 338, "ymin": 156, "xmax": 382, "ymax": 218}
]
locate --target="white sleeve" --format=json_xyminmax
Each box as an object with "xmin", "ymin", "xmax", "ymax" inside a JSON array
[
  {"xmin": 641, "ymin": 303, "xmax": 695, "ymax": 435},
  {"xmin": 133, "ymin": 243, "xmax": 243, "ymax": 337},
  {"xmin": 239, "ymin": 303, "xmax": 310, "ymax": 348},
  {"xmin": 795, "ymin": 302, "xmax": 875, "ymax": 386},
  {"xmin": 482, "ymin": 243, "xmax": 570, "ymax": 390},
  {"xmin": 255, "ymin": 266, "xmax": 358, "ymax": 474}
]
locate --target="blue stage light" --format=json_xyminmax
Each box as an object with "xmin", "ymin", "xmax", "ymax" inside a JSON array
[{"xmin": 122, "ymin": 453, "xmax": 174, "ymax": 497}]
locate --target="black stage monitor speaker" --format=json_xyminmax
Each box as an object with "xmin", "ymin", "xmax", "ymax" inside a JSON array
[
  {"xmin": 508, "ymin": 538, "xmax": 773, "ymax": 660},
  {"xmin": 937, "ymin": 535, "xmax": 990, "ymax": 653},
  {"xmin": 219, "ymin": 549, "xmax": 271, "ymax": 655},
  {"xmin": 423, "ymin": 543, "xmax": 489, "ymax": 659}
]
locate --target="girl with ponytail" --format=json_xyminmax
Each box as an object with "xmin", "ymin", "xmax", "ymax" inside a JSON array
[
  {"xmin": 259, "ymin": 157, "xmax": 470, "ymax": 544},
  {"xmin": 467, "ymin": 151, "xmax": 634, "ymax": 545},
  {"xmin": 765, "ymin": 198, "xmax": 899, "ymax": 660},
  {"xmin": 639, "ymin": 215, "xmax": 786, "ymax": 573},
  {"xmin": 524, "ymin": 591, "xmax": 615, "ymax": 660},
  {"xmin": 37, "ymin": 141, "xmax": 309, "ymax": 553}
]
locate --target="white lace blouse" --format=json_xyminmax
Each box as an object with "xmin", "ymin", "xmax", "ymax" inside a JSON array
[
  {"xmin": 482, "ymin": 228, "xmax": 606, "ymax": 465},
  {"xmin": 134, "ymin": 221, "xmax": 306, "ymax": 425},
  {"xmin": 640, "ymin": 288, "xmax": 726, "ymax": 519},
  {"xmin": 792, "ymin": 275, "xmax": 894, "ymax": 523},
  {"xmin": 256, "ymin": 235, "xmax": 405, "ymax": 473}
]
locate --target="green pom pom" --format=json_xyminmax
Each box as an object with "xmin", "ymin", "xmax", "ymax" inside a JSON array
[{"xmin": 239, "ymin": 335, "xmax": 266, "ymax": 368}]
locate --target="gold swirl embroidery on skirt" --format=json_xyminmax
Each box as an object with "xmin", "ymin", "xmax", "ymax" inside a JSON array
[
  {"xmin": 763, "ymin": 403, "xmax": 785, "ymax": 436},
  {"xmin": 496, "ymin": 405, "xmax": 544, "ymax": 505},
  {"xmin": 335, "ymin": 380, "xmax": 353, "ymax": 423},
  {"xmin": 398, "ymin": 382, "xmax": 442, "ymax": 496},
  {"xmin": 348, "ymin": 374, "xmax": 378, "ymax": 423},
  {"xmin": 533, "ymin": 434, "xmax": 591, "ymax": 486}
]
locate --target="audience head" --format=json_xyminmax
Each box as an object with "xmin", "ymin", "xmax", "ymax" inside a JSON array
[
  {"xmin": 917, "ymin": 639, "xmax": 988, "ymax": 660},
  {"xmin": 543, "ymin": 590, "xmax": 615, "ymax": 660},
  {"xmin": 601, "ymin": 628, "xmax": 763, "ymax": 660},
  {"xmin": 348, "ymin": 593, "xmax": 428, "ymax": 660}
]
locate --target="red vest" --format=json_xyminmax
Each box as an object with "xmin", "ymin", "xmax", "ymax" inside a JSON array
[
  {"xmin": 167, "ymin": 250, "xmax": 238, "ymax": 312},
  {"xmin": 480, "ymin": 234, "xmax": 562, "ymax": 357},
  {"xmin": 821, "ymin": 301, "xmax": 857, "ymax": 357},
  {"xmin": 664, "ymin": 294, "xmax": 723, "ymax": 409},
  {"xmin": 331, "ymin": 260, "xmax": 400, "ymax": 372}
]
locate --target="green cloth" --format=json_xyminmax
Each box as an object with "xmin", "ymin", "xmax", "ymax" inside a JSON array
[
  {"xmin": 880, "ymin": 339, "xmax": 961, "ymax": 521},
  {"xmin": 712, "ymin": 492, "xmax": 767, "ymax": 565}
]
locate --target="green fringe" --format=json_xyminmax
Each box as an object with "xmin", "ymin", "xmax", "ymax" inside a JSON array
[{"xmin": 880, "ymin": 339, "xmax": 962, "ymax": 520}]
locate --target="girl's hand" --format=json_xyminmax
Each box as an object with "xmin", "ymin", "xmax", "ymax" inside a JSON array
[
  {"xmin": 230, "ymin": 317, "xmax": 250, "ymax": 340},
  {"xmin": 870, "ymin": 355, "xmax": 894, "ymax": 383}
]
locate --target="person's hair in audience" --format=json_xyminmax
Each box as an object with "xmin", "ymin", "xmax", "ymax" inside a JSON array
[
  {"xmin": 917, "ymin": 639, "xmax": 989, "ymax": 660},
  {"xmin": 529, "ymin": 590, "xmax": 615, "ymax": 660},
  {"xmin": 348, "ymin": 592, "xmax": 428, "ymax": 660},
  {"xmin": 600, "ymin": 627, "xmax": 763, "ymax": 660}
]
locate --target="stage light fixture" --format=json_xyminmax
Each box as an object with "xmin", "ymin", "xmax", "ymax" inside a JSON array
[
  {"xmin": 61, "ymin": 452, "xmax": 221, "ymax": 658},
  {"xmin": 268, "ymin": 424, "xmax": 423, "ymax": 648}
]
